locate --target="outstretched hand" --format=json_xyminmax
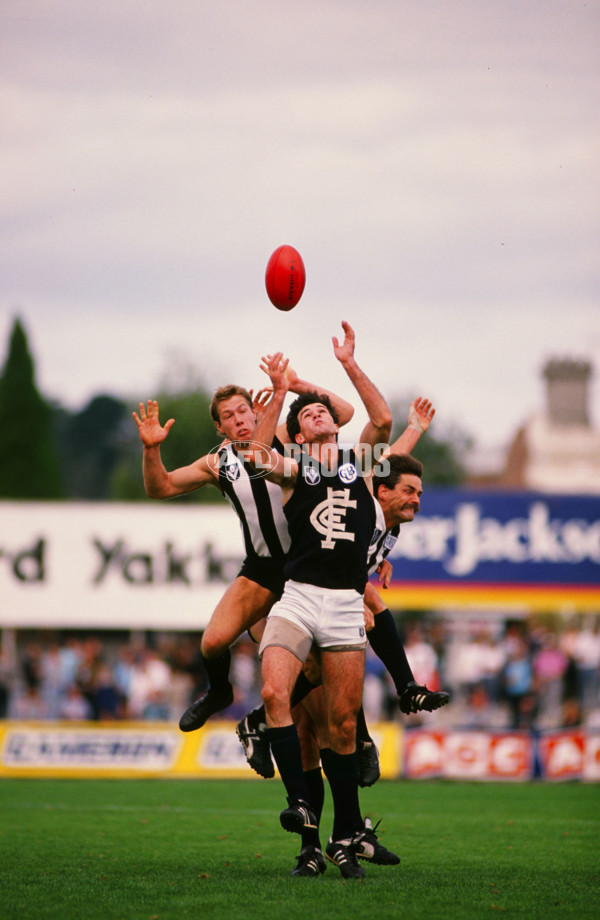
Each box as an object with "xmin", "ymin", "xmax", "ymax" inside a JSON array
[
  {"xmin": 249, "ymin": 387, "xmax": 273, "ymax": 420},
  {"xmin": 408, "ymin": 397, "xmax": 436, "ymax": 433},
  {"xmin": 332, "ymin": 320, "xmax": 356, "ymax": 365},
  {"xmin": 260, "ymin": 352, "xmax": 290, "ymax": 393},
  {"xmin": 132, "ymin": 400, "xmax": 175, "ymax": 447}
]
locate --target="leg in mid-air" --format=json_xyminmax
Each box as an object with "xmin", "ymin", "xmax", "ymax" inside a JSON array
[
  {"xmin": 179, "ymin": 577, "xmax": 277, "ymax": 731},
  {"xmin": 364, "ymin": 584, "xmax": 450, "ymax": 715}
]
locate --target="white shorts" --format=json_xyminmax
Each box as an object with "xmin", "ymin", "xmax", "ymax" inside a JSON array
[{"xmin": 259, "ymin": 579, "xmax": 367, "ymax": 662}]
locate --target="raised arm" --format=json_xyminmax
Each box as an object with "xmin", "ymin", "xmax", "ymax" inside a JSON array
[
  {"xmin": 332, "ymin": 321, "xmax": 392, "ymax": 451},
  {"xmin": 132, "ymin": 399, "xmax": 218, "ymax": 499},
  {"xmin": 385, "ymin": 397, "xmax": 436, "ymax": 457},
  {"xmin": 247, "ymin": 354, "xmax": 298, "ymax": 491},
  {"xmin": 255, "ymin": 360, "xmax": 355, "ymax": 445},
  {"xmin": 283, "ymin": 364, "xmax": 355, "ymax": 429}
]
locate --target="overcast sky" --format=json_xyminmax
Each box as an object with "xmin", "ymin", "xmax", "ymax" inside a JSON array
[{"xmin": 1, "ymin": 0, "xmax": 598, "ymax": 456}]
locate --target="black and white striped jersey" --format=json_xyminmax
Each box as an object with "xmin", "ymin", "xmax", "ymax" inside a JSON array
[
  {"xmin": 367, "ymin": 497, "xmax": 400, "ymax": 576},
  {"xmin": 217, "ymin": 438, "xmax": 291, "ymax": 562}
]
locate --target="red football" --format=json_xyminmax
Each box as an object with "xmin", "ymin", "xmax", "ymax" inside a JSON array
[{"xmin": 265, "ymin": 245, "xmax": 306, "ymax": 311}]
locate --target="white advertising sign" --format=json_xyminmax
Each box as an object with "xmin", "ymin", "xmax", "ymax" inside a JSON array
[{"xmin": 0, "ymin": 501, "xmax": 245, "ymax": 629}]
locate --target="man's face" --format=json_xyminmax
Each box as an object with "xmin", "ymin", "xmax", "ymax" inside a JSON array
[
  {"xmin": 379, "ymin": 473, "xmax": 423, "ymax": 526},
  {"xmin": 215, "ymin": 395, "xmax": 256, "ymax": 443},
  {"xmin": 295, "ymin": 402, "xmax": 339, "ymax": 444}
]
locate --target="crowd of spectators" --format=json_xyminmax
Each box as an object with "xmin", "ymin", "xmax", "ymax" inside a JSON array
[
  {"xmin": 1, "ymin": 615, "xmax": 599, "ymax": 731},
  {"xmin": 370, "ymin": 616, "xmax": 600, "ymax": 731}
]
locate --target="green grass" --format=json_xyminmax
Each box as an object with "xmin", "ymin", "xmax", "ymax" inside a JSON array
[{"xmin": 0, "ymin": 779, "xmax": 598, "ymax": 920}]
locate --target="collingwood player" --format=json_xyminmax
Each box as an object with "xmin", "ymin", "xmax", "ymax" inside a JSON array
[
  {"xmin": 132, "ymin": 370, "xmax": 354, "ymax": 731},
  {"xmin": 247, "ymin": 322, "xmax": 398, "ymax": 880}
]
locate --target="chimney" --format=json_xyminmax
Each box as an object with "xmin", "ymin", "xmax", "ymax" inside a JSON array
[{"xmin": 542, "ymin": 358, "xmax": 592, "ymax": 427}]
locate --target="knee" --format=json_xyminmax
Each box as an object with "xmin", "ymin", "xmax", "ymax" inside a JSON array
[
  {"xmin": 261, "ymin": 679, "xmax": 279, "ymax": 712},
  {"xmin": 329, "ymin": 712, "xmax": 357, "ymax": 751},
  {"xmin": 261, "ymin": 679, "xmax": 292, "ymax": 726},
  {"xmin": 200, "ymin": 629, "xmax": 227, "ymax": 659}
]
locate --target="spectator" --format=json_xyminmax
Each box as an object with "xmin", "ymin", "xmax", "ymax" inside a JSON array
[
  {"xmin": 0, "ymin": 642, "xmax": 15, "ymax": 718},
  {"xmin": 113, "ymin": 645, "xmax": 135, "ymax": 716},
  {"xmin": 128, "ymin": 647, "xmax": 171, "ymax": 720},
  {"xmin": 39, "ymin": 642, "xmax": 64, "ymax": 719},
  {"xmin": 502, "ymin": 638, "xmax": 536, "ymax": 730},
  {"xmin": 568, "ymin": 623, "xmax": 600, "ymax": 717},
  {"xmin": 93, "ymin": 662, "xmax": 122, "ymax": 720},
  {"xmin": 59, "ymin": 683, "xmax": 94, "ymax": 720},
  {"xmin": 229, "ymin": 638, "xmax": 261, "ymax": 719},
  {"xmin": 404, "ymin": 623, "xmax": 440, "ymax": 690},
  {"xmin": 532, "ymin": 632, "xmax": 568, "ymax": 727},
  {"xmin": 362, "ymin": 646, "xmax": 388, "ymax": 723},
  {"xmin": 2, "ymin": 617, "xmax": 599, "ymax": 731},
  {"xmin": 12, "ymin": 684, "xmax": 49, "ymax": 720}
]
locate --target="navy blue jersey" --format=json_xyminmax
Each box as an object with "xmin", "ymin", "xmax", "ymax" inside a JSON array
[{"xmin": 283, "ymin": 447, "xmax": 376, "ymax": 593}]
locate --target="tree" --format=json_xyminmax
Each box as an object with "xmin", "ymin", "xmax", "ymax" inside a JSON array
[
  {"xmin": 58, "ymin": 394, "xmax": 130, "ymax": 499},
  {"xmin": 389, "ymin": 395, "xmax": 472, "ymax": 486},
  {"xmin": 0, "ymin": 318, "xmax": 64, "ymax": 498}
]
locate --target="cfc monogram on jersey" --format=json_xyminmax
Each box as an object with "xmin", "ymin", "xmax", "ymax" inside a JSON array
[
  {"xmin": 310, "ymin": 488, "xmax": 357, "ymax": 549},
  {"xmin": 283, "ymin": 448, "xmax": 375, "ymax": 593}
]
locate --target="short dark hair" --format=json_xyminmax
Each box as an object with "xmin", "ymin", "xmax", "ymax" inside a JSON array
[
  {"xmin": 209, "ymin": 385, "xmax": 253, "ymax": 424},
  {"xmin": 373, "ymin": 453, "xmax": 423, "ymax": 497},
  {"xmin": 286, "ymin": 391, "xmax": 340, "ymax": 442}
]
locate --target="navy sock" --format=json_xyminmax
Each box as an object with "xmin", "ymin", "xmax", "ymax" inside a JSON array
[
  {"xmin": 267, "ymin": 724, "xmax": 312, "ymax": 805},
  {"xmin": 368, "ymin": 608, "xmax": 414, "ymax": 694},
  {"xmin": 201, "ymin": 649, "xmax": 232, "ymax": 695},
  {"xmin": 320, "ymin": 748, "xmax": 362, "ymax": 842},
  {"xmin": 355, "ymin": 706, "xmax": 371, "ymax": 746},
  {"xmin": 290, "ymin": 671, "xmax": 320, "ymax": 708},
  {"xmin": 269, "ymin": 725, "xmax": 320, "ymax": 848},
  {"xmin": 301, "ymin": 767, "xmax": 324, "ymax": 850}
]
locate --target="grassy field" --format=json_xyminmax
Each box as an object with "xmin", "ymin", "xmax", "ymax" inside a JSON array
[{"xmin": 1, "ymin": 778, "xmax": 598, "ymax": 920}]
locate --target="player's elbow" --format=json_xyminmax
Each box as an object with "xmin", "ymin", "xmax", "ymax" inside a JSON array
[
  {"xmin": 375, "ymin": 410, "xmax": 393, "ymax": 440},
  {"xmin": 145, "ymin": 485, "xmax": 166, "ymax": 499},
  {"xmin": 144, "ymin": 479, "xmax": 173, "ymax": 500},
  {"xmin": 337, "ymin": 403, "xmax": 355, "ymax": 427}
]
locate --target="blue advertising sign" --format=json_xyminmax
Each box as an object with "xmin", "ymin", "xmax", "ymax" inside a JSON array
[{"xmin": 380, "ymin": 491, "xmax": 600, "ymax": 610}]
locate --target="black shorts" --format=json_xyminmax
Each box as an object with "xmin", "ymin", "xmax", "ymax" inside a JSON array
[{"xmin": 238, "ymin": 555, "xmax": 286, "ymax": 599}]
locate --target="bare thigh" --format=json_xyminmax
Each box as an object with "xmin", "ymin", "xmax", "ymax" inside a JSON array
[{"xmin": 201, "ymin": 577, "xmax": 277, "ymax": 658}]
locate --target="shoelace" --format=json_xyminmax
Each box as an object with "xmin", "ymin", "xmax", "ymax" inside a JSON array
[{"xmin": 355, "ymin": 819, "xmax": 381, "ymax": 847}]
